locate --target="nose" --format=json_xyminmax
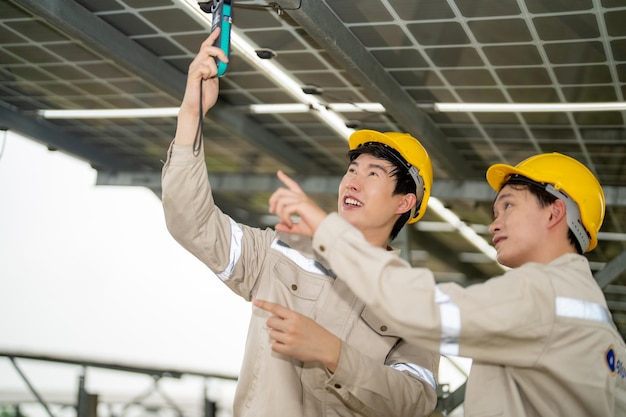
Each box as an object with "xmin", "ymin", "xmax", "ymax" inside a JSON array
[
  {"xmin": 488, "ymin": 216, "xmax": 500, "ymax": 236},
  {"xmin": 344, "ymin": 175, "xmax": 361, "ymax": 192}
]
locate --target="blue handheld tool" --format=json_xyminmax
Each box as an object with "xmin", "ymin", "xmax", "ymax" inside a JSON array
[{"xmin": 199, "ymin": 0, "xmax": 233, "ymax": 77}]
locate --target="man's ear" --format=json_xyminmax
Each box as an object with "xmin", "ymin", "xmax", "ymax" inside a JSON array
[
  {"xmin": 397, "ymin": 193, "xmax": 417, "ymax": 215},
  {"xmin": 547, "ymin": 199, "xmax": 567, "ymax": 229}
]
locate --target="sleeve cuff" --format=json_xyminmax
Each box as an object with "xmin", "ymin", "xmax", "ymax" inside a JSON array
[
  {"xmin": 325, "ymin": 340, "xmax": 354, "ymax": 392},
  {"xmin": 312, "ymin": 213, "xmax": 358, "ymax": 261}
]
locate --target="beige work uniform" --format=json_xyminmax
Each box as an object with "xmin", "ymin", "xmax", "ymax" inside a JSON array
[
  {"xmin": 161, "ymin": 143, "xmax": 439, "ymax": 417},
  {"xmin": 313, "ymin": 213, "xmax": 626, "ymax": 417}
]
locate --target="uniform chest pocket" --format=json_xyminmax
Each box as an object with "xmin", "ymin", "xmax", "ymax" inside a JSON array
[
  {"xmin": 360, "ymin": 307, "xmax": 403, "ymax": 339},
  {"xmin": 273, "ymin": 259, "xmax": 329, "ymax": 301},
  {"xmin": 345, "ymin": 307, "xmax": 402, "ymax": 360}
]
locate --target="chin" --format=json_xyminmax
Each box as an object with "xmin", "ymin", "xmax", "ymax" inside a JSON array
[
  {"xmin": 496, "ymin": 250, "xmax": 510, "ymax": 267},
  {"xmin": 339, "ymin": 209, "xmax": 353, "ymax": 219},
  {"xmin": 497, "ymin": 254, "xmax": 522, "ymax": 269},
  {"xmin": 340, "ymin": 211, "xmax": 362, "ymax": 227}
]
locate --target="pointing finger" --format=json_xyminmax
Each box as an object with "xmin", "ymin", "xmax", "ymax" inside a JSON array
[
  {"xmin": 253, "ymin": 299, "xmax": 290, "ymax": 319},
  {"xmin": 277, "ymin": 170, "xmax": 303, "ymax": 194}
]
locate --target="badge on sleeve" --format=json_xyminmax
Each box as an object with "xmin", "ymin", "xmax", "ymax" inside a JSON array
[
  {"xmin": 606, "ymin": 345, "xmax": 626, "ymax": 379},
  {"xmin": 606, "ymin": 345, "xmax": 616, "ymax": 376}
]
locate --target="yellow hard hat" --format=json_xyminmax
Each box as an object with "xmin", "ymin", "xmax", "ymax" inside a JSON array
[
  {"xmin": 348, "ymin": 129, "xmax": 433, "ymax": 224},
  {"xmin": 486, "ymin": 152, "xmax": 605, "ymax": 252}
]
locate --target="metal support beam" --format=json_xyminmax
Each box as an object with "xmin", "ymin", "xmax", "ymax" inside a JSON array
[
  {"xmin": 275, "ymin": 0, "xmax": 478, "ymax": 179},
  {"xmin": 1, "ymin": 350, "xmax": 238, "ymax": 381},
  {"xmin": 411, "ymin": 228, "xmax": 487, "ymax": 282},
  {"xmin": 97, "ymin": 170, "xmax": 626, "ymax": 207},
  {"xmin": 16, "ymin": 0, "xmax": 185, "ymax": 99},
  {"xmin": 77, "ymin": 372, "xmax": 98, "ymax": 417},
  {"xmin": 97, "ymin": 170, "xmax": 342, "ymax": 194},
  {"xmin": 0, "ymin": 104, "xmax": 136, "ymax": 171},
  {"xmin": 204, "ymin": 374, "xmax": 218, "ymax": 417},
  {"xmin": 210, "ymin": 103, "xmax": 325, "ymax": 174},
  {"xmin": 204, "ymin": 399, "xmax": 217, "ymax": 417},
  {"xmin": 435, "ymin": 381, "xmax": 466, "ymax": 414},
  {"xmin": 595, "ymin": 250, "xmax": 626, "ymax": 289},
  {"xmin": 8, "ymin": 357, "xmax": 56, "ymax": 417}
]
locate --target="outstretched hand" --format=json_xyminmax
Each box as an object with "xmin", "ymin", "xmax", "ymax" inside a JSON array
[
  {"xmin": 175, "ymin": 29, "xmax": 229, "ymax": 145},
  {"xmin": 268, "ymin": 170, "xmax": 328, "ymax": 237},
  {"xmin": 182, "ymin": 29, "xmax": 229, "ymax": 116},
  {"xmin": 253, "ymin": 299, "xmax": 341, "ymax": 372}
]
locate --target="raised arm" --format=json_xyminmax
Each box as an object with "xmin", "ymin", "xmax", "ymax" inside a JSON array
[
  {"xmin": 161, "ymin": 32, "xmax": 271, "ymax": 299},
  {"xmin": 174, "ymin": 30, "xmax": 227, "ymax": 146}
]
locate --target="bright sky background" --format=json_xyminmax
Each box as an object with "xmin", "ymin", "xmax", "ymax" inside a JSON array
[
  {"xmin": 0, "ymin": 131, "xmax": 251, "ymax": 415},
  {"xmin": 0, "ymin": 131, "xmax": 469, "ymax": 417}
]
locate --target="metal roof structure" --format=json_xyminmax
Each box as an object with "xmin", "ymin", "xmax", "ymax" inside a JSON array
[{"xmin": 1, "ymin": 0, "xmax": 625, "ymax": 402}]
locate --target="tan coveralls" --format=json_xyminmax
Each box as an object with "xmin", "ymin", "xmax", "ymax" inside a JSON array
[
  {"xmin": 313, "ymin": 213, "xmax": 626, "ymax": 417},
  {"xmin": 162, "ymin": 143, "xmax": 439, "ymax": 417}
]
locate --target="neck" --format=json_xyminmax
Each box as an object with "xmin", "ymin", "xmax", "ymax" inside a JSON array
[
  {"xmin": 361, "ymin": 228, "xmax": 391, "ymax": 249},
  {"xmin": 505, "ymin": 240, "xmax": 578, "ymax": 269}
]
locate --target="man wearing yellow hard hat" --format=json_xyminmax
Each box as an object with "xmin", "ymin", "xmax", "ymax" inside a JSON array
[
  {"xmin": 162, "ymin": 31, "xmax": 439, "ymax": 417},
  {"xmin": 260, "ymin": 152, "xmax": 626, "ymax": 416}
]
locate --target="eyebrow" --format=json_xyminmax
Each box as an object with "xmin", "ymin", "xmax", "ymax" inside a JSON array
[
  {"xmin": 492, "ymin": 191, "xmax": 513, "ymax": 217},
  {"xmin": 495, "ymin": 191, "xmax": 513, "ymax": 203},
  {"xmin": 350, "ymin": 160, "xmax": 392, "ymax": 175}
]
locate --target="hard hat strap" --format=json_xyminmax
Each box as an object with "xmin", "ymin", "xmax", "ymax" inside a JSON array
[
  {"xmin": 544, "ymin": 184, "xmax": 590, "ymax": 252},
  {"xmin": 386, "ymin": 153, "xmax": 424, "ymax": 220},
  {"xmin": 407, "ymin": 165, "xmax": 423, "ymax": 220}
]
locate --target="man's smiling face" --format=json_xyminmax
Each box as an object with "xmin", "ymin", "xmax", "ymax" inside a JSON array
[{"xmin": 338, "ymin": 153, "xmax": 408, "ymax": 236}]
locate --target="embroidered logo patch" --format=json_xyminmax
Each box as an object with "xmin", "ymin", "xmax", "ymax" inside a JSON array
[
  {"xmin": 606, "ymin": 345, "xmax": 626, "ymax": 379},
  {"xmin": 606, "ymin": 345, "xmax": 616, "ymax": 375}
]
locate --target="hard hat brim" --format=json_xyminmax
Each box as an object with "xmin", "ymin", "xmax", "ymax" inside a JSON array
[{"xmin": 486, "ymin": 163, "xmax": 532, "ymax": 192}]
